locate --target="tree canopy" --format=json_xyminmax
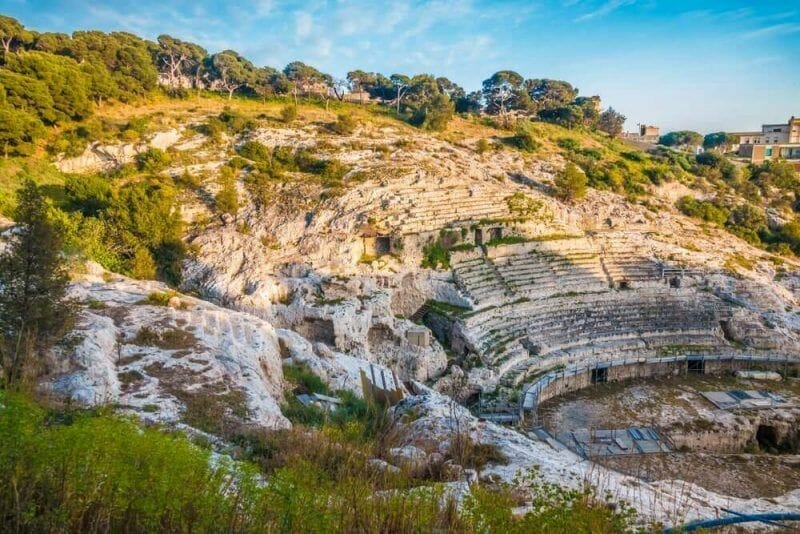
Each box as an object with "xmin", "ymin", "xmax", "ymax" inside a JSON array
[
  {"xmin": 0, "ymin": 13, "xmax": 629, "ymax": 148},
  {"xmin": 659, "ymin": 131, "xmax": 703, "ymax": 148},
  {"xmin": 703, "ymin": 132, "xmax": 738, "ymax": 151}
]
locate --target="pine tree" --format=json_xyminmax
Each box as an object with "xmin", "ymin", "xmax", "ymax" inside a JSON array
[{"xmin": 0, "ymin": 181, "xmax": 76, "ymax": 387}]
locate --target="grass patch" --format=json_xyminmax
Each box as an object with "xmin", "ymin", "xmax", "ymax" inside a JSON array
[
  {"xmin": 139, "ymin": 291, "xmax": 179, "ymax": 306},
  {"xmin": 425, "ymin": 299, "xmax": 471, "ymax": 318},
  {"xmin": 0, "ymin": 384, "xmax": 639, "ymax": 533},
  {"xmin": 131, "ymin": 326, "xmax": 198, "ymax": 350},
  {"xmin": 486, "ymin": 235, "xmax": 529, "ymax": 247}
]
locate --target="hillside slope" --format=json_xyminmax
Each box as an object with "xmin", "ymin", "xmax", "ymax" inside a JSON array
[{"xmin": 4, "ymin": 98, "xmax": 800, "ymax": 525}]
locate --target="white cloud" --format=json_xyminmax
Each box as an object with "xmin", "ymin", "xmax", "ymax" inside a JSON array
[
  {"xmin": 742, "ymin": 22, "xmax": 800, "ymax": 40},
  {"xmin": 575, "ymin": 0, "xmax": 636, "ymax": 22}
]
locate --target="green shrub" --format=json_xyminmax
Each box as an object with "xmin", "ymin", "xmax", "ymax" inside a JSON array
[
  {"xmin": 409, "ymin": 93, "xmax": 454, "ymax": 131},
  {"xmin": 215, "ymin": 168, "xmax": 239, "ymax": 216},
  {"xmin": 0, "ymin": 391, "xmax": 639, "ymax": 532},
  {"xmin": 140, "ymin": 290, "xmax": 177, "ymax": 306},
  {"xmin": 319, "ymin": 159, "xmax": 349, "ymax": 186},
  {"xmin": 135, "ymin": 148, "xmax": 171, "ymax": 173},
  {"xmin": 280, "ymin": 105, "xmax": 297, "ymax": 124},
  {"xmin": 329, "ymin": 113, "xmax": 357, "ymax": 135},
  {"xmin": 226, "ymin": 156, "xmax": 249, "ymax": 170},
  {"xmin": 64, "ymin": 174, "xmax": 113, "ymax": 216},
  {"xmin": 0, "ymin": 392, "xmax": 263, "ymax": 532},
  {"xmin": 283, "ymin": 363, "xmax": 329, "ymax": 395},
  {"xmin": 218, "ymin": 108, "xmax": 255, "ymax": 134},
  {"xmin": 176, "ymin": 168, "xmax": 201, "ymax": 189},
  {"xmin": 130, "ymin": 247, "xmax": 157, "ymax": 279},
  {"xmin": 676, "ymin": 196, "xmax": 729, "ymax": 226},
  {"xmin": 510, "ymin": 127, "xmax": 541, "ymax": 152},
  {"xmin": 237, "ymin": 140, "xmax": 271, "ymax": 163},
  {"xmin": 422, "ymin": 240, "xmax": 451, "ymax": 269},
  {"xmin": 553, "ymin": 163, "xmax": 587, "ymax": 202},
  {"xmin": 557, "ymin": 137, "xmax": 580, "ymax": 151}
]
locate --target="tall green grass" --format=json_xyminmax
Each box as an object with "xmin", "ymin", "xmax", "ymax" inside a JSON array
[{"xmin": 0, "ymin": 391, "xmax": 638, "ymax": 532}]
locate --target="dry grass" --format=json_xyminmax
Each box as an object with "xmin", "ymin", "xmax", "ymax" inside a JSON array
[{"xmin": 130, "ymin": 326, "xmax": 199, "ymax": 350}]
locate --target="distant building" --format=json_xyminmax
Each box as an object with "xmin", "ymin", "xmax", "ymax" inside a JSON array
[
  {"xmin": 737, "ymin": 116, "xmax": 800, "ymax": 170},
  {"xmin": 621, "ymin": 124, "xmax": 660, "ymax": 144},
  {"xmin": 342, "ymin": 91, "xmax": 377, "ymax": 104},
  {"xmin": 638, "ymin": 124, "xmax": 660, "ymax": 142}
]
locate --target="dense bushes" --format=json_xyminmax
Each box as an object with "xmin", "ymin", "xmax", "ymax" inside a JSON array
[
  {"xmin": 56, "ymin": 175, "xmax": 185, "ymax": 284},
  {"xmin": 408, "ymin": 93, "xmax": 455, "ymax": 131},
  {"xmin": 329, "ymin": 112, "xmax": 358, "ymax": 135},
  {"xmin": 0, "ymin": 24, "xmax": 161, "ymax": 155},
  {"xmin": 557, "ymin": 137, "xmax": 684, "ymax": 199},
  {"xmin": 135, "ymin": 147, "xmax": 171, "ymax": 172},
  {"xmin": 675, "ymin": 154, "xmax": 800, "ymax": 255},
  {"xmin": 0, "ymin": 392, "xmax": 262, "ymax": 532},
  {"xmin": 676, "ymin": 196, "xmax": 730, "ymax": 226},
  {"xmin": 236, "ymin": 140, "xmax": 350, "ymax": 198}
]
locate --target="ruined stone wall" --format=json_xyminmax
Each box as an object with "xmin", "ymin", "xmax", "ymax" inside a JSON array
[{"xmin": 535, "ymin": 359, "xmax": 800, "ymax": 406}]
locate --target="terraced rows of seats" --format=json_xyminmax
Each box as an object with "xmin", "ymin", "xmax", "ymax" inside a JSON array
[
  {"xmin": 489, "ymin": 238, "xmax": 610, "ymax": 299},
  {"xmin": 451, "ymin": 237, "xmax": 664, "ymax": 305},
  {"xmin": 460, "ymin": 288, "xmax": 729, "ymax": 386},
  {"xmin": 452, "ymin": 254, "xmax": 512, "ymax": 306},
  {"xmin": 596, "ymin": 235, "xmax": 662, "ymax": 285},
  {"xmin": 381, "ymin": 184, "xmax": 516, "ymax": 234}
]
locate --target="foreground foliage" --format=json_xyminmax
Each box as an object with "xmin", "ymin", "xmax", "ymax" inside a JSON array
[
  {"xmin": 0, "ymin": 391, "xmax": 639, "ymax": 532},
  {"xmin": 0, "ymin": 181, "xmax": 76, "ymax": 387}
]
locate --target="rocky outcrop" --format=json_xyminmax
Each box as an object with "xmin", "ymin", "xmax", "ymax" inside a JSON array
[
  {"xmin": 275, "ymin": 289, "xmax": 447, "ymax": 382},
  {"xmin": 55, "ymin": 129, "xmax": 188, "ymax": 173},
  {"xmin": 48, "ymin": 265, "xmax": 289, "ymax": 429}
]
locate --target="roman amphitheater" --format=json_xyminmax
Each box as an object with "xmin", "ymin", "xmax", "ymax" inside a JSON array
[{"xmin": 50, "ymin": 114, "xmax": 800, "ymax": 525}]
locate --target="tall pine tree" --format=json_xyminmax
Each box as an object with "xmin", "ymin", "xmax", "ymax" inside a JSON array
[{"xmin": 0, "ymin": 181, "xmax": 76, "ymax": 387}]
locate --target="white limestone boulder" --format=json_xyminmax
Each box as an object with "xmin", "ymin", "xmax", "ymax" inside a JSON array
[{"xmin": 47, "ymin": 272, "xmax": 289, "ymax": 430}]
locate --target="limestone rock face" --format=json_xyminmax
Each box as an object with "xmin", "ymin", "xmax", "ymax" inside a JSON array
[
  {"xmin": 276, "ymin": 328, "xmax": 405, "ymax": 396},
  {"xmin": 724, "ymin": 308, "xmax": 800, "ymax": 351},
  {"xmin": 55, "ymin": 129, "xmax": 187, "ymax": 174},
  {"xmin": 48, "ymin": 270, "xmax": 289, "ymax": 430},
  {"xmin": 275, "ymin": 290, "xmax": 447, "ymax": 382}
]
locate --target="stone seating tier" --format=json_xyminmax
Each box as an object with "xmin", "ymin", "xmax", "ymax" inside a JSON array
[{"xmin": 461, "ymin": 290, "xmax": 723, "ymax": 363}]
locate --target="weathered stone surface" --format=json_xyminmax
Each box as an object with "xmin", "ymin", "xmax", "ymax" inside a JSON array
[{"xmin": 47, "ymin": 269, "xmax": 289, "ymax": 429}]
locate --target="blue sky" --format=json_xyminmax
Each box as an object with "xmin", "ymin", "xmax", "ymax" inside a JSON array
[{"xmin": 2, "ymin": 0, "xmax": 799, "ymax": 132}]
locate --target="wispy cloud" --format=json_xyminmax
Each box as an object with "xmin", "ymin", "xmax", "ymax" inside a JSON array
[
  {"xmin": 680, "ymin": 7, "xmax": 752, "ymax": 21},
  {"xmin": 294, "ymin": 11, "xmax": 313, "ymax": 39},
  {"xmin": 575, "ymin": 0, "xmax": 636, "ymax": 22},
  {"xmin": 743, "ymin": 22, "xmax": 800, "ymax": 40}
]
